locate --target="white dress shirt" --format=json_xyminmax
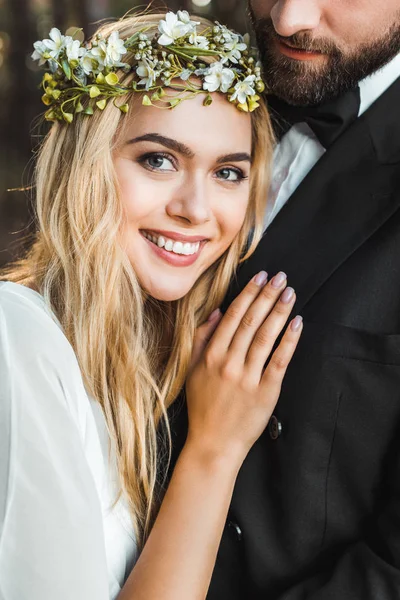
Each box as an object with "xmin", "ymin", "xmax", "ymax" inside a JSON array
[
  {"xmin": 264, "ymin": 52, "xmax": 400, "ymax": 232},
  {"xmin": 0, "ymin": 282, "xmax": 138, "ymax": 600}
]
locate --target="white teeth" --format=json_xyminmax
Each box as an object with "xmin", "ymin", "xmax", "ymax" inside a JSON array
[
  {"xmin": 143, "ymin": 231, "xmax": 202, "ymax": 256},
  {"xmin": 173, "ymin": 241, "xmax": 183, "ymax": 254}
]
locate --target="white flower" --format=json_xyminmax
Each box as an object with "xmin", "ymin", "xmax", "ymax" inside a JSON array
[
  {"xmin": 179, "ymin": 68, "xmax": 192, "ymax": 81},
  {"xmin": 43, "ymin": 28, "xmax": 66, "ymax": 60},
  {"xmin": 230, "ymin": 75, "xmax": 256, "ymax": 104},
  {"xmin": 80, "ymin": 51, "xmax": 97, "ymax": 75},
  {"xmin": 105, "ymin": 31, "xmax": 127, "ymax": 67},
  {"xmin": 65, "ymin": 38, "xmax": 85, "ymax": 62},
  {"xmin": 177, "ymin": 11, "xmax": 200, "ymax": 28},
  {"xmin": 224, "ymin": 34, "xmax": 247, "ymax": 63},
  {"xmin": 203, "ymin": 61, "xmax": 235, "ymax": 93},
  {"xmin": 158, "ymin": 11, "xmax": 194, "ymax": 46},
  {"xmin": 91, "ymin": 40, "xmax": 107, "ymax": 68},
  {"xmin": 188, "ymin": 32, "xmax": 209, "ymax": 50},
  {"xmin": 136, "ymin": 60, "xmax": 159, "ymax": 90},
  {"xmin": 31, "ymin": 41, "xmax": 48, "ymax": 65}
]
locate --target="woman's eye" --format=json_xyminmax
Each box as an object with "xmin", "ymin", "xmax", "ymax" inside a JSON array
[
  {"xmin": 140, "ymin": 153, "xmax": 176, "ymax": 172},
  {"xmin": 216, "ymin": 167, "xmax": 245, "ymax": 182}
]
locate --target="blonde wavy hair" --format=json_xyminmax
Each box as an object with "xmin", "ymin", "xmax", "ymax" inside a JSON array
[{"xmin": 0, "ymin": 13, "xmax": 274, "ymax": 546}]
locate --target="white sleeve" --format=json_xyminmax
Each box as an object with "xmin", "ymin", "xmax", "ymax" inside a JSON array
[{"xmin": 0, "ymin": 302, "xmax": 110, "ymax": 600}]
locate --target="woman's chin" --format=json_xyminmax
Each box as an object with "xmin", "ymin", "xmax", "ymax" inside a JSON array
[{"xmin": 142, "ymin": 282, "xmax": 194, "ymax": 302}]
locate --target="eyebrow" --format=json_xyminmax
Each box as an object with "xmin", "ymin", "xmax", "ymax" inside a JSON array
[{"xmin": 126, "ymin": 133, "xmax": 252, "ymax": 165}]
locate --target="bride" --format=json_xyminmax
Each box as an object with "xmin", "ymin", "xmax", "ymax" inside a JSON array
[{"xmin": 0, "ymin": 11, "xmax": 302, "ymax": 600}]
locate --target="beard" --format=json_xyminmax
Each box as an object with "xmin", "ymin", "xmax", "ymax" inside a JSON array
[{"xmin": 250, "ymin": 14, "xmax": 400, "ymax": 106}]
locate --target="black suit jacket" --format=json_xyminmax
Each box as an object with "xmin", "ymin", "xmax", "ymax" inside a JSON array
[{"xmin": 170, "ymin": 77, "xmax": 400, "ymax": 599}]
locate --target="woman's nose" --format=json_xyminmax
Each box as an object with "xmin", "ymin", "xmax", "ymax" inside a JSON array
[
  {"xmin": 166, "ymin": 176, "xmax": 212, "ymax": 226},
  {"xmin": 271, "ymin": 0, "xmax": 321, "ymax": 37}
]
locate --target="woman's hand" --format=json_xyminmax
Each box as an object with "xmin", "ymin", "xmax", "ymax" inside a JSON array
[{"xmin": 185, "ymin": 271, "xmax": 303, "ymax": 466}]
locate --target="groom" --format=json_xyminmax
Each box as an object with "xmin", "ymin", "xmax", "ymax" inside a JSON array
[{"xmin": 172, "ymin": 1, "xmax": 400, "ymax": 598}]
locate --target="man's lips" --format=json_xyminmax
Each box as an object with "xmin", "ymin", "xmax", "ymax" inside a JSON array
[{"xmin": 276, "ymin": 39, "xmax": 325, "ymax": 61}]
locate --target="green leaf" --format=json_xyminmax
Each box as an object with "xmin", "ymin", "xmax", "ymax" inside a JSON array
[
  {"xmin": 119, "ymin": 103, "xmax": 129, "ymax": 113},
  {"xmin": 169, "ymin": 98, "xmax": 181, "ymax": 108},
  {"xmin": 83, "ymin": 106, "xmax": 94, "ymax": 115},
  {"xmin": 105, "ymin": 72, "xmax": 119, "ymax": 86},
  {"xmin": 52, "ymin": 89, "xmax": 61, "ymax": 100},
  {"xmin": 61, "ymin": 59, "xmax": 72, "ymax": 80},
  {"xmin": 89, "ymin": 86, "xmax": 101, "ymax": 98},
  {"xmin": 203, "ymin": 94, "xmax": 213, "ymax": 107},
  {"xmin": 96, "ymin": 73, "xmax": 105, "ymax": 84},
  {"xmin": 96, "ymin": 99, "xmax": 107, "ymax": 110},
  {"xmin": 75, "ymin": 101, "xmax": 84, "ymax": 113},
  {"xmin": 142, "ymin": 95, "xmax": 152, "ymax": 106}
]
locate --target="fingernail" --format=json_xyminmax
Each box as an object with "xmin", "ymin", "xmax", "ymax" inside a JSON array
[
  {"xmin": 291, "ymin": 316, "xmax": 303, "ymax": 332},
  {"xmin": 253, "ymin": 271, "xmax": 268, "ymax": 286},
  {"xmin": 280, "ymin": 287, "xmax": 295, "ymax": 304},
  {"xmin": 208, "ymin": 308, "xmax": 221, "ymax": 322},
  {"xmin": 271, "ymin": 271, "xmax": 287, "ymax": 289}
]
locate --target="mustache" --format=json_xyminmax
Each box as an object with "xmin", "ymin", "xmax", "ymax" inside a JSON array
[{"xmin": 254, "ymin": 17, "xmax": 341, "ymax": 57}]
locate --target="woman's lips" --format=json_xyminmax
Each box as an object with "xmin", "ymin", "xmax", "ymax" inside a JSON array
[
  {"xmin": 140, "ymin": 231, "xmax": 207, "ymax": 267},
  {"xmin": 277, "ymin": 39, "xmax": 324, "ymax": 61}
]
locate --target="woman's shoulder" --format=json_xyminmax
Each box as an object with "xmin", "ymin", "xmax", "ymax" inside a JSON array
[
  {"xmin": 0, "ymin": 281, "xmax": 74, "ymax": 363},
  {"xmin": 0, "ymin": 281, "xmax": 91, "ymax": 425}
]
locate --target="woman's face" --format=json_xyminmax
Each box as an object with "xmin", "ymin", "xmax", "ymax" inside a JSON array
[{"xmin": 114, "ymin": 90, "xmax": 252, "ymax": 301}]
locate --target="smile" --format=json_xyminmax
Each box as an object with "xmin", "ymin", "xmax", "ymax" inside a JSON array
[{"xmin": 140, "ymin": 230, "xmax": 208, "ymax": 267}]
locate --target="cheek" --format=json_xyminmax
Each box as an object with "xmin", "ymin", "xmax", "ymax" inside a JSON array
[{"xmin": 215, "ymin": 192, "xmax": 250, "ymax": 249}]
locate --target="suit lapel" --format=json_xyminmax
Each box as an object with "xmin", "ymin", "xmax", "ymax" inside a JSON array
[{"xmin": 223, "ymin": 77, "xmax": 400, "ymax": 315}]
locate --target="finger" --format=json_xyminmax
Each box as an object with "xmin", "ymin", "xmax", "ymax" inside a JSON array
[
  {"xmin": 245, "ymin": 286, "xmax": 297, "ymax": 377},
  {"xmin": 190, "ymin": 309, "xmax": 223, "ymax": 369},
  {"xmin": 259, "ymin": 316, "xmax": 303, "ymax": 390},
  {"xmin": 228, "ymin": 272, "xmax": 288, "ymax": 363},
  {"xmin": 207, "ymin": 271, "xmax": 269, "ymax": 355}
]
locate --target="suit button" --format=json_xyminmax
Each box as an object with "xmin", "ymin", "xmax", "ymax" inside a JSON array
[
  {"xmin": 228, "ymin": 521, "xmax": 242, "ymax": 541},
  {"xmin": 269, "ymin": 415, "xmax": 283, "ymax": 440}
]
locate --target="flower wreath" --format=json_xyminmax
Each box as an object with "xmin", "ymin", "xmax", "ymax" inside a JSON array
[{"xmin": 31, "ymin": 11, "xmax": 266, "ymax": 123}]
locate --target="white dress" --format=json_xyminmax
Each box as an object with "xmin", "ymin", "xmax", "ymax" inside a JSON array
[{"xmin": 0, "ymin": 281, "xmax": 138, "ymax": 600}]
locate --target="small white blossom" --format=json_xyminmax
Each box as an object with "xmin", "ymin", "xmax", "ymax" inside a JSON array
[
  {"xmin": 106, "ymin": 31, "xmax": 127, "ymax": 66},
  {"xmin": 188, "ymin": 32, "xmax": 210, "ymax": 50},
  {"xmin": 203, "ymin": 61, "xmax": 235, "ymax": 94},
  {"xmin": 224, "ymin": 34, "xmax": 247, "ymax": 63},
  {"xmin": 230, "ymin": 75, "xmax": 256, "ymax": 104},
  {"xmin": 180, "ymin": 68, "xmax": 192, "ymax": 81},
  {"xmin": 136, "ymin": 60, "xmax": 159, "ymax": 90},
  {"xmin": 158, "ymin": 11, "xmax": 194, "ymax": 46},
  {"xmin": 43, "ymin": 28, "xmax": 66, "ymax": 60},
  {"xmin": 91, "ymin": 40, "xmax": 107, "ymax": 68},
  {"xmin": 31, "ymin": 41, "xmax": 48, "ymax": 65},
  {"xmin": 177, "ymin": 11, "xmax": 200, "ymax": 28},
  {"xmin": 65, "ymin": 38, "xmax": 85, "ymax": 62},
  {"xmin": 80, "ymin": 51, "xmax": 97, "ymax": 75}
]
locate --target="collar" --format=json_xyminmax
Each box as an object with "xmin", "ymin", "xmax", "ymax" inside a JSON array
[{"xmin": 358, "ymin": 52, "xmax": 400, "ymax": 117}]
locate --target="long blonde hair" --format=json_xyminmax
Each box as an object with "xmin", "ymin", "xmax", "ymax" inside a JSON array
[{"xmin": 1, "ymin": 13, "xmax": 274, "ymax": 545}]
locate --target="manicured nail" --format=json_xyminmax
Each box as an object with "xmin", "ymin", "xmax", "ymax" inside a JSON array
[
  {"xmin": 253, "ymin": 271, "xmax": 268, "ymax": 286},
  {"xmin": 208, "ymin": 308, "xmax": 221, "ymax": 322},
  {"xmin": 271, "ymin": 271, "xmax": 287, "ymax": 289},
  {"xmin": 291, "ymin": 316, "xmax": 303, "ymax": 332},
  {"xmin": 280, "ymin": 287, "xmax": 295, "ymax": 304}
]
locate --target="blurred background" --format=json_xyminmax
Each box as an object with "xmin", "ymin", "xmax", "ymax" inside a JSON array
[{"xmin": 0, "ymin": 0, "xmax": 249, "ymax": 267}]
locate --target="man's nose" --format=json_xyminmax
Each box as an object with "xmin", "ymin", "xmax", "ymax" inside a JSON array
[
  {"xmin": 271, "ymin": 0, "xmax": 321, "ymax": 37},
  {"xmin": 166, "ymin": 176, "xmax": 212, "ymax": 226}
]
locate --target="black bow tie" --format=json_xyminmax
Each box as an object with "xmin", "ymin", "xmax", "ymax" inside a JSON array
[{"xmin": 268, "ymin": 87, "xmax": 361, "ymax": 148}]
